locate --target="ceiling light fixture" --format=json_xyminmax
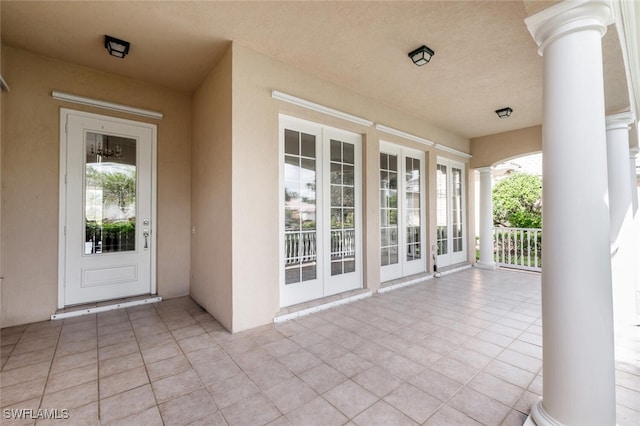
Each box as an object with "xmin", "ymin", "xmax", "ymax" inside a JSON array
[
  {"xmin": 408, "ymin": 45, "xmax": 435, "ymax": 66},
  {"xmin": 104, "ymin": 35, "xmax": 130, "ymax": 59},
  {"xmin": 495, "ymin": 107, "xmax": 513, "ymax": 118}
]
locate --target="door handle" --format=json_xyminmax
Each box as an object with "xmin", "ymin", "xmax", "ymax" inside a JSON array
[{"xmin": 143, "ymin": 230, "xmax": 150, "ymax": 250}]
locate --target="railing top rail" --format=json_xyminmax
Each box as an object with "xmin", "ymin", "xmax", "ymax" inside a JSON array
[{"xmin": 493, "ymin": 227, "xmax": 542, "ymax": 232}]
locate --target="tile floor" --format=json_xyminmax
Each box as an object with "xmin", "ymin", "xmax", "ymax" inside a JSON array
[{"xmin": 1, "ymin": 268, "xmax": 639, "ymax": 425}]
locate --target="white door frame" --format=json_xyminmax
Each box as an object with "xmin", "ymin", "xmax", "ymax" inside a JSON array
[
  {"xmin": 58, "ymin": 108, "xmax": 157, "ymax": 308},
  {"xmin": 436, "ymin": 156, "xmax": 467, "ymax": 268}
]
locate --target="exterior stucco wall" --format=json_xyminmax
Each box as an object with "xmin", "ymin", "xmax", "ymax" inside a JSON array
[
  {"xmin": 1, "ymin": 46, "xmax": 192, "ymax": 327},
  {"xmin": 470, "ymin": 125, "xmax": 542, "ymax": 168},
  {"xmin": 190, "ymin": 46, "xmax": 234, "ymax": 331},
  {"xmin": 230, "ymin": 44, "xmax": 472, "ymax": 332}
]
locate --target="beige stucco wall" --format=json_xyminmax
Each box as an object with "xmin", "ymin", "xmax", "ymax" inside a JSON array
[
  {"xmin": 470, "ymin": 125, "xmax": 542, "ymax": 168},
  {"xmin": 230, "ymin": 43, "xmax": 472, "ymax": 332},
  {"xmin": 190, "ymin": 45, "xmax": 234, "ymax": 331},
  {"xmin": 1, "ymin": 46, "xmax": 192, "ymax": 327}
]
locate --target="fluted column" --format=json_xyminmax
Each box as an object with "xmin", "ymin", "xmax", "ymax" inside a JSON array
[
  {"xmin": 525, "ymin": 1, "xmax": 616, "ymax": 425},
  {"xmin": 476, "ymin": 167, "xmax": 496, "ymax": 269},
  {"xmin": 606, "ymin": 112, "xmax": 636, "ymax": 325}
]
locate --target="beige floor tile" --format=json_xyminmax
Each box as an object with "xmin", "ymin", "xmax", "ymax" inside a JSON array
[
  {"xmin": 409, "ymin": 368, "xmax": 463, "ymax": 402},
  {"xmin": 140, "ymin": 341, "xmax": 182, "ymax": 364},
  {"xmin": 352, "ymin": 366, "xmax": 403, "ymax": 398},
  {"xmin": 325, "ymin": 352, "xmax": 373, "ymax": 378},
  {"xmin": 98, "ymin": 340, "xmax": 139, "ymax": 362},
  {"xmin": 285, "ymin": 396, "xmax": 347, "ymax": 426},
  {"xmin": 423, "ymin": 404, "xmax": 483, "ymax": 426},
  {"xmin": 230, "ymin": 347, "xmax": 274, "ymax": 371},
  {"xmin": 41, "ymin": 380, "xmax": 97, "ymax": 411},
  {"xmin": 396, "ymin": 343, "xmax": 442, "ymax": 366},
  {"xmin": 97, "ymin": 329, "xmax": 135, "ymax": 348},
  {"xmin": 501, "ymin": 409, "xmax": 528, "ymax": 426},
  {"xmin": 3, "ymin": 348, "xmax": 55, "ymax": 371},
  {"xmin": 0, "ymin": 360, "xmax": 51, "ymax": 388},
  {"xmin": 298, "ymin": 363, "xmax": 348, "ymax": 394},
  {"xmin": 322, "ymin": 379, "xmax": 378, "ymax": 419},
  {"xmin": 220, "ymin": 392, "xmax": 280, "ymax": 426},
  {"xmin": 99, "ymin": 351, "xmax": 144, "ymax": 378},
  {"xmin": 103, "ymin": 405, "xmax": 162, "ymax": 426},
  {"xmin": 100, "ymin": 384, "xmax": 156, "ymax": 424},
  {"xmin": 41, "ymin": 401, "xmax": 99, "ymax": 426},
  {"xmin": 136, "ymin": 331, "xmax": 174, "ymax": 350},
  {"xmin": 485, "ymin": 359, "xmax": 536, "ymax": 388},
  {"xmin": 171, "ymin": 324, "xmax": 206, "ymax": 341},
  {"xmin": 1, "ymin": 397, "xmax": 40, "ymax": 426},
  {"xmin": 151, "ymin": 368, "xmax": 203, "ymax": 403},
  {"xmin": 375, "ymin": 353, "xmax": 423, "ymax": 380},
  {"xmin": 55, "ymin": 339, "xmax": 97, "ymax": 358},
  {"xmin": 264, "ymin": 376, "xmax": 318, "ymax": 414},
  {"xmin": 146, "ymin": 354, "xmax": 191, "ymax": 382},
  {"xmin": 468, "ymin": 371, "xmax": 525, "ymax": 406},
  {"xmin": 277, "ymin": 349, "xmax": 322, "ymax": 374},
  {"xmin": 177, "ymin": 332, "xmax": 218, "ymax": 353},
  {"xmin": 192, "ymin": 356, "xmax": 242, "ymax": 385},
  {"xmin": 514, "ymin": 390, "xmax": 540, "ymax": 414},
  {"xmin": 306, "ymin": 340, "xmax": 349, "ymax": 362},
  {"xmin": 352, "ymin": 400, "xmax": 417, "ymax": 426},
  {"xmin": 51, "ymin": 349, "xmax": 97, "ymax": 374},
  {"xmin": 449, "ymin": 386, "xmax": 511, "ymax": 425},
  {"xmin": 99, "ymin": 365, "xmax": 149, "ymax": 398},
  {"xmin": 263, "ymin": 338, "xmax": 301, "ymax": 358},
  {"xmin": 45, "ymin": 363, "xmax": 97, "ymax": 394},
  {"xmin": 429, "ymin": 356, "xmax": 479, "ymax": 384},
  {"xmin": 206, "ymin": 373, "xmax": 260, "ymax": 409},
  {"xmin": 11, "ymin": 336, "xmax": 58, "ymax": 356},
  {"xmin": 351, "ymin": 341, "xmax": 395, "ymax": 364},
  {"xmin": 244, "ymin": 359, "xmax": 294, "ymax": 391},
  {"xmin": 1, "ymin": 377, "xmax": 47, "ymax": 407},
  {"xmin": 383, "ymin": 383, "xmax": 442, "ymax": 424}
]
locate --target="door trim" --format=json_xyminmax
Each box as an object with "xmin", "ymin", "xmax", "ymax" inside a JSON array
[{"xmin": 58, "ymin": 108, "xmax": 157, "ymax": 309}]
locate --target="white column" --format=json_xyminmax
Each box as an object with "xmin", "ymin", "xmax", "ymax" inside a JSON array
[
  {"xmin": 606, "ymin": 112, "xmax": 636, "ymax": 326},
  {"xmin": 525, "ymin": 1, "xmax": 616, "ymax": 425},
  {"xmin": 476, "ymin": 167, "xmax": 496, "ymax": 269}
]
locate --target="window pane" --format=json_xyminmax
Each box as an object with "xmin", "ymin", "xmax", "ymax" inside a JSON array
[
  {"xmin": 85, "ymin": 133, "xmax": 136, "ymax": 255},
  {"xmin": 343, "ymin": 143, "xmax": 354, "ymax": 164},
  {"xmin": 285, "ymin": 129, "xmax": 299, "ymax": 155},
  {"xmin": 330, "ymin": 140, "xmax": 342, "ymax": 162},
  {"xmin": 300, "ymin": 132, "xmax": 315, "ymax": 157}
]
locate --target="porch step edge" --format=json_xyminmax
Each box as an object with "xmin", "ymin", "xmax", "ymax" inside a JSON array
[{"xmin": 51, "ymin": 296, "xmax": 162, "ymax": 320}]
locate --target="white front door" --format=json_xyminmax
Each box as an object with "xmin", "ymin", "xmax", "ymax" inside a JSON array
[
  {"xmin": 58, "ymin": 109, "xmax": 156, "ymax": 307},
  {"xmin": 436, "ymin": 158, "xmax": 467, "ymax": 269}
]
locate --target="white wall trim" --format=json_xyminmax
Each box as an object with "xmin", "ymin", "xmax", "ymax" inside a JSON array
[
  {"xmin": 375, "ymin": 124, "xmax": 435, "ymax": 146},
  {"xmin": 51, "ymin": 297, "xmax": 162, "ymax": 320},
  {"xmin": 435, "ymin": 143, "xmax": 472, "ymax": 159},
  {"xmin": 274, "ymin": 291, "xmax": 372, "ymax": 323},
  {"xmin": 378, "ymin": 274, "xmax": 434, "ymax": 294},
  {"xmin": 272, "ymin": 90, "xmax": 373, "ymax": 127},
  {"xmin": 52, "ymin": 91, "xmax": 164, "ymax": 119},
  {"xmin": 613, "ymin": 0, "xmax": 640, "ymax": 126}
]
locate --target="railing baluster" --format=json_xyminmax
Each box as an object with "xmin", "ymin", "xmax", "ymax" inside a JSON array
[{"xmin": 492, "ymin": 226, "xmax": 541, "ymax": 272}]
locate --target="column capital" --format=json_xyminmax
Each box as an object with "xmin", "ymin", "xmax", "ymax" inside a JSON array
[
  {"xmin": 525, "ymin": 0, "xmax": 614, "ymax": 55},
  {"xmin": 606, "ymin": 111, "xmax": 635, "ymax": 131},
  {"xmin": 476, "ymin": 166, "xmax": 493, "ymax": 175}
]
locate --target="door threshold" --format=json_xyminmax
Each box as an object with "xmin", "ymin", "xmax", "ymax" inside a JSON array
[{"xmin": 51, "ymin": 295, "xmax": 162, "ymax": 320}]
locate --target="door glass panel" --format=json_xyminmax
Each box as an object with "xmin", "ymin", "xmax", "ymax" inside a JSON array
[
  {"xmin": 330, "ymin": 140, "xmax": 356, "ymax": 275},
  {"xmin": 406, "ymin": 157, "xmax": 421, "ymax": 261},
  {"xmin": 380, "ymin": 153, "xmax": 399, "ymax": 266},
  {"xmin": 452, "ymin": 167, "xmax": 464, "ymax": 253},
  {"xmin": 284, "ymin": 130, "xmax": 317, "ymax": 284},
  {"xmin": 436, "ymin": 164, "xmax": 448, "ymax": 256},
  {"xmin": 85, "ymin": 132, "xmax": 136, "ymax": 255}
]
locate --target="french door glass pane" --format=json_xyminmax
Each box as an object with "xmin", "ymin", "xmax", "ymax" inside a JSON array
[
  {"xmin": 436, "ymin": 164, "xmax": 448, "ymax": 256},
  {"xmin": 406, "ymin": 157, "xmax": 421, "ymax": 261},
  {"xmin": 452, "ymin": 167, "xmax": 463, "ymax": 253},
  {"xmin": 380, "ymin": 153, "xmax": 399, "ymax": 266},
  {"xmin": 284, "ymin": 129, "xmax": 317, "ymax": 284},
  {"xmin": 85, "ymin": 132, "xmax": 136, "ymax": 255},
  {"xmin": 330, "ymin": 140, "xmax": 356, "ymax": 275}
]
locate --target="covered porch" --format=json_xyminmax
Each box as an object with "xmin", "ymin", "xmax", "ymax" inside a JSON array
[{"xmin": 2, "ymin": 268, "xmax": 639, "ymax": 425}]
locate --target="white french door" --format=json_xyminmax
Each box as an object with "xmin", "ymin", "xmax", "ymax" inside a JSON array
[
  {"xmin": 380, "ymin": 143, "xmax": 426, "ymax": 282},
  {"xmin": 436, "ymin": 158, "xmax": 467, "ymax": 269},
  {"xmin": 58, "ymin": 109, "xmax": 156, "ymax": 307},
  {"xmin": 280, "ymin": 116, "xmax": 362, "ymax": 307}
]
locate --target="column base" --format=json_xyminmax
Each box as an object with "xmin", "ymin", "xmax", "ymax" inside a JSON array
[
  {"xmin": 474, "ymin": 261, "xmax": 497, "ymax": 270},
  {"xmin": 525, "ymin": 399, "xmax": 563, "ymax": 426}
]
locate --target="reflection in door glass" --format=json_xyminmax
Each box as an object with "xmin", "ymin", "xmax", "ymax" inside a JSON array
[
  {"xmin": 436, "ymin": 164, "xmax": 448, "ymax": 255},
  {"xmin": 380, "ymin": 153, "xmax": 398, "ymax": 266},
  {"xmin": 85, "ymin": 132, "xmax": 137, "ymax": 254},
  {"xmin": 330, "ymin": 140, "xmax": 356, "ymax": 276}
]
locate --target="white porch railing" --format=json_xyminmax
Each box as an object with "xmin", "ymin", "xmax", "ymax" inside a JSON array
[
  {"xmin": 494, "ymin": 227, "xmax": 542, "ymax": 272},
  {"xmin": 285, "ymin": 229, "xmax": 356, "ymax": 265}
]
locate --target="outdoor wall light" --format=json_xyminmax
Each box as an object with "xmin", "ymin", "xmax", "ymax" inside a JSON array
[
  {"xmin": 104, "ymin": 35, "xmax": 130, "ymax": 59},
  {"xmin": 495, "ymin": 107, "xmax": 513, "ymax": 118},
  {"xmin": 408, "ymin": 45, "xmax": 435, "ymax": 66}
]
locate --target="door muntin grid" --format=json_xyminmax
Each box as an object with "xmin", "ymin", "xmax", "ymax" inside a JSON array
[
  {"xmin": 452, "ymin": 167, "xmax": 464, "ymax": 253},
  {"xmin": 436, "ymin": 164, "xmax": 448, "ymax": 256},
  {"xmin": 330, "ymin": 139, "xmax": 356, "ymax": 276},
  {"xmin": 284, "ymin": 129, "xmax": 317, "ymax": 284},
  {"xmin": 405, "ymin": 156, "xmax": 421, "ymax": 261},
  {"xmin": 380, "ymin": 152, "xmax": 399, "ymax": 267}
]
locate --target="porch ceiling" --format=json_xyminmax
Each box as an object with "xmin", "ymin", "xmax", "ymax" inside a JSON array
[{"xmin": 0, "ymin": 0, "xmax": 631, "ymax": 139}]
